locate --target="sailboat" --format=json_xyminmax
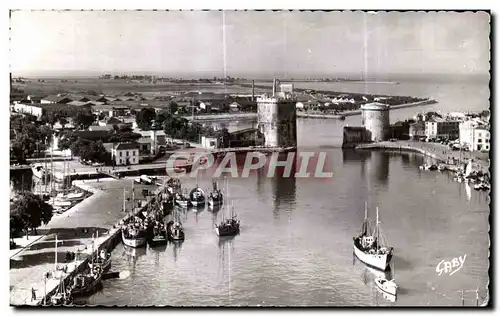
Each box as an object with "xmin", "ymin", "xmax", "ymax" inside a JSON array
[
  {"xmin": 121, "ymin": 186, "xmax": 148, "ymax": 248},
  {"xmin": 166, "ymin": 207, "xmax": 185, "ymax": 241},
  {"xmin": 353, "ymin": 204, "xmax": 393, "ymax": 271},
  {"xmin": 215, "ymin": 202, "xmax": 240, "ymax": 237},
  {"xmin": 88, "ymin": 232, "xmax": 111, "ymax": 273},
  {"xmin": 69, "ymin": 261, "xmax": 104, "ymax": 298},
  {"xmin": 150, "ymin": 220, "xmax": 168, "ymax": 246},
  {"xmin": 208, "ymin": 180, "xmax": 224, "ymax": 208},
  {"xmin": 174, "ymin": 189, "xmax": 190, "ymax": 208}
]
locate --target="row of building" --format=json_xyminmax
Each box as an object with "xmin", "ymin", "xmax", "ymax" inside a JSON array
[{"xmin": 409, "ymin": 113, "xmax": 490, "ymax": 152}]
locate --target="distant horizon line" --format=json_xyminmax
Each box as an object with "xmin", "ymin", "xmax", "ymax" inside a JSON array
[{"xmin": 10, "ymin": 71, "xmax": 489, "ymax": 81}]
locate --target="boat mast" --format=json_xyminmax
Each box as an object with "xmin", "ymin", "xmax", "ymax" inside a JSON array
[
  {"xmin": 132, "ymin": 179, "xmax": 135, "ymax": 210},
  {"xmin": 123, "ymin": 187, "xmax": 126, "ymax": 212},
  {"xmin": 376, "ymin": 207, "xmax": 380, "ymax": 249},
  {"xmin": 54, "ymin": 235, "xmax": 58, "ymax": 272}
]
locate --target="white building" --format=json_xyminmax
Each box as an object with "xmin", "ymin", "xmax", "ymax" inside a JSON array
[
  {"xmin": 459, "ymin": 121, "xmax": 490, "ymax": 152},
  {"xmin": 112, "ymin": 143, "xmax": 140, "ymax": 165},
  {"xmin": 201, "ymin": 136, "xmax": 219, "ymax": 149},
  {"xmin": 13, "ymin": 103, "xmax": 44, "ymax": 118}
]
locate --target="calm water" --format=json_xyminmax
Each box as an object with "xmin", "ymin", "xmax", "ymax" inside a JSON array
[
  {"xmin": 11, "ymin": 80, "xmax": 490, "ymax": 306},
  {"xmin": 85, "ymin": 148, "xmax": 489, "ymax": 306}
]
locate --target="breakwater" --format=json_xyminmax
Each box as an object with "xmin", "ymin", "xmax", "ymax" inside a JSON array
[
  {"xmin": 297, "ymin": 99, "xmax": 437, "ymax": 120},
  {"xmin": 355, "ymin": 141, "xmax": 489, "ymax": 172}
]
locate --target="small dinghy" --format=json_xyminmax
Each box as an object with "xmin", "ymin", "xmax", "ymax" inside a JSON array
[{"xmin": 375, "ymin": 277, "xmax": 397, "ymax": 296}]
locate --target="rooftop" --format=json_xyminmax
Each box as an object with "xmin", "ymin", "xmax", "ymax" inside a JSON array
[{"xmin": 115, "ymin": 143, "xmax": 140, "ymax": 150}]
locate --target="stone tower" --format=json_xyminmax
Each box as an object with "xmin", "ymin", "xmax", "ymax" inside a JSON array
[
  {"xmin": 361, "ymin": 102, "xmax": 390, "ymax": 142},
  {"xmin": 257, "ymin": 79, "xmax": 297, "ymax": 148}
]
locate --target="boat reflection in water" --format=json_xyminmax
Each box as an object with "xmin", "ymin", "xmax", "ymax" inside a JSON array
[
  {"xmin": 217, "ymin": 235, "xmax": 236, "ymax": 249},
  {"xmin": 122, "ymin": 244, "xmax": 147, "ymax": 274},
  {"xmin": 171, "ymin": 240, "xmax": 184, "ymax": 262}
]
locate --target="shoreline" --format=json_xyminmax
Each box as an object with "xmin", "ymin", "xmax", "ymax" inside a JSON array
[
  {"xmin": 183, "ymin": 99, "xmax": 437, "ymax": 122},
  {"xmin": 355, "ymin": 141, "xmax": 489, "ymax": 172}
]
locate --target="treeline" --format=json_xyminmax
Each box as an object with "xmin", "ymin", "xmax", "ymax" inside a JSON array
[{"xmin": 135, "ymin": 107, "xmax": 228, "ymax": 145}]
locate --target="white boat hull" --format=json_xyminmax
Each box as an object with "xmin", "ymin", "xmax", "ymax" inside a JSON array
[
  {"xmin": 122, "ymin": 236, "xmax": 147, "ymax": 248},
  {"xmin": 176, "ymin": 200, "xmax": 189, "ymax": 207},
  {"xmin": 190, "ymin": 200, "xmax": 205, "ymax": 206},
  {"xmin": 208, "ymin": 199, "xmax": 223, "ymax": 207},
  {"xmin": 353, "ymin": 244, "xmax": 391, "ymax": 271},
  {"xmin": 375, "ymin": 278, "xmax": 397, "ymax": 296}
]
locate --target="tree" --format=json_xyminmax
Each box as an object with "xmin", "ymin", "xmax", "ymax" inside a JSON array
[
  {"xmin": 58, "ymin": 130, "xmax": 79, "ymax": 152},
  {"xmin": 10, "ymin": 192, "xmax": 53, "ymax": 236},
  {"xmin": 73, "ymin": 109, "xmax": 95, "ymax": 130},
  {"xmin": 168, "ymin": 101, "xmax": 178, "ymax": 115},
  {"xmin": 108, "ymin": 126, "xmax": 141, "ymax": 143},
  {"xmin": 135, "ymin": 108, "xmax": 156, "ymax": 130},
  {"xmin": 11, "ymin": 133, "xmax": 37, "ymax": 163}
]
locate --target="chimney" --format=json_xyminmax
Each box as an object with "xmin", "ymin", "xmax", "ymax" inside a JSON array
[{"xmin": 252, "ymin": 80, "xmax": 255, "ymax": 101}]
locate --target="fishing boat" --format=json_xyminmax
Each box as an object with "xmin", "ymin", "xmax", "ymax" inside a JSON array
[
  {"xmin": 174, "ymin": 191, "xmax": 190, "ymax": 208},
  {"xmin": 353, "ymin": 204, "xmax": 393, "ymax": 271},
  {"xmin": 150, "ymin": 221, "xmax": 168, "ymax": 246},
  {"xmin": 166, "ymin": 220, "xmax": 185, "ymax": 241},
  {"xmin": 87, "ymin": 232, "xmax": 111, "ymax": 273},
  {"xmin": 438, "ymin": 164, "xmax": 446, "ymax": 172},
  {"xmin": 122, "ymin": 223, "xmax": 148, "ymax": 248},
  {"xmin": 69, "ymin": 264, "xmax": 104, "ymax": 298},
  {"xmin": 189, "ymin": 186, "xmax": 206, "ymax": 207},
  {"xmin": 208, "ymin": 180, "xmax": 224, "ymax": 208},
  {"xmin": 428, "ymin": 164, "xmax": 438, "ymax": 171},
  {"xmin": 215, "ymin": 206, "xmax": 240, "ymax": 237}
]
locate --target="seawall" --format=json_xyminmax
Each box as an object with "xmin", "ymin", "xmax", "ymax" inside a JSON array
[{"xmin": 297, "ymin": 99, "xmax": 437, "ymax": 120}]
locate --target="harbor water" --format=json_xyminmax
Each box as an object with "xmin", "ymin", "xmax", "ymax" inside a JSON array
[{"xmin": 10, "ymin": 79, "xmax": 490, "ymax": 306}]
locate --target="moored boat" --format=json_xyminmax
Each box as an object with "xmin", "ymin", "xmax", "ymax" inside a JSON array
[
  {"xmin": 122, "ymin": 224, "xmax": 147, "ymax": 248},
  {"xmin": 189, "ymin": 186, "xmax": 206, "ymax": 207},
  {"xmin": 166, "ymin": 220, "xmax": 185, "ymax": 241},
  {"xmin": 174, "ymin": 191, "xmax": 190, "ymax": 208},
  {"xmin": 150, "ymin": 221, "xmax": 168, "ymax": 246},
  {"xmin": 208, "ymin": 180, "xmax": 223, "ymax": 208},
  {"xmin": 353, "ymin": 204, "xmax": 393, "ymax": 271},
  {"xmin": 69, "ymin": 264, "xmax": 103, "ymax": 298},
  {"xmin": 375, "ymin": 277, "xmax": 398, "ymax": 296}
]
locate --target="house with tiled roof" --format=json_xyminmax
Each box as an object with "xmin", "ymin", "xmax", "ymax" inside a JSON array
[{"xmin": 40, "ymin": 95, "xmax": 73, "ymax": 104}]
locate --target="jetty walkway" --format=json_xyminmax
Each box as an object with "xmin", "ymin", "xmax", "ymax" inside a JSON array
[
  {"xmin": 9, "ymin": 178, "xmax": 167, "ymax": 306},
  {"xmin": 356, "ymin": 140, "xmax": 489, "ymax": 172}
]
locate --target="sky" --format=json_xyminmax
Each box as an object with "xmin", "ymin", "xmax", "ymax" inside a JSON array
[{"xmin": 9, "ymin": 10, "xmax": 490, "ymax": 78}]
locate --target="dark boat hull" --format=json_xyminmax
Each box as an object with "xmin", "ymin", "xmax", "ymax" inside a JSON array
[{"xmin": 70, "ymin": 275, "xmax": 103, "ymax": 298}]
